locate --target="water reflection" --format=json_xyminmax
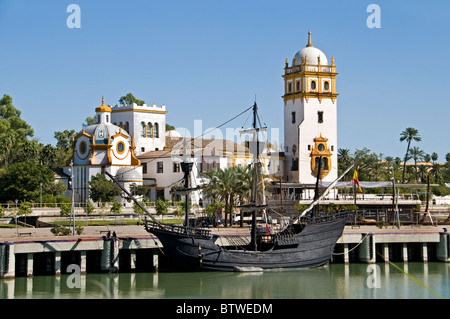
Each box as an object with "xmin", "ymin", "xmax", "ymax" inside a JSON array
[{"xmin": 1, "ymin": 263, "xmax": 449, "ymax": 299}]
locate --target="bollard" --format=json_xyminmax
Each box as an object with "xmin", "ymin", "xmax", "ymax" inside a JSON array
[
  {"xmin": 359, "ymin": 233, "xmax": 375, "ymax": 263},
  {"xmin": 101, "ymin": 238, "xmax": 119, "ymax": 272},
  {"xmin": 0, "ymin": 243, "xmax": 15, "ymax": 278},
  {"xmin": 437, "ymin": 232, "xmax": 450, "ymax": 262}
]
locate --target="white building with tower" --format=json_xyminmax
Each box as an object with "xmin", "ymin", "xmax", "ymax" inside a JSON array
[
  {"xmin": 64, "ymin": 97, "xmax": 143, "ymax": 206},
  {"xmin": 111, "ymin": 102, "xmax": 167, "ymax": 155},
  {"xmin": 282, "ymin": 31, "xmax": 338, "ymax": 187}
]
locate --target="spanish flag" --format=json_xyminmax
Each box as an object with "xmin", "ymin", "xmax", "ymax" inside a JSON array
[{"xmin": 352, "ymin": 169, "xmax": 362, "ymax": 193}]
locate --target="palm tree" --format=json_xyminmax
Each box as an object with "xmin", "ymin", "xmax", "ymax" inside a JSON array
[
  {"xmin": 232, "ymin": 165, "xmax": 252, "ymax": 227},
  {"xmin": 430, "ymin": 162, "xmax": 442, "ymax": 184},
  {"xmin": 400, "ymin": 127, "xmax": 421, "ymax": 183},
  {"xmin": 338, "ymin": 148, "xmax": 353, "ymax": 179},
  {"xmin": 203, "ymin": 165, "xmax": 253, "ymax": 227},
  {"xmin": 408, "ymin": 146, "xmax": 425, "ymax": 181}
]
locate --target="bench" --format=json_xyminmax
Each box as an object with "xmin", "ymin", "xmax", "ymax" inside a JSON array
[
  {"xmin": 99, "ymin": 230, "xmax": 110, "ymax": 234},
  {"xmin": 19, "ymin": 232, "xmax": 32, "ymax": 237}
]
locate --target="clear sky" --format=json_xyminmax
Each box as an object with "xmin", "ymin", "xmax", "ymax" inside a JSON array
[{"xmin": 1, "ymin": 0, "xmax": 449, "ymax": 161}]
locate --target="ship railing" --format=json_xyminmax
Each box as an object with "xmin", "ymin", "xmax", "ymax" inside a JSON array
[
  {"xmin": 299, "ymin": 211, "xmax": 350, "ymax": 224},
  {"xmin": 144, "ymin": 219, "xmax": 212, "ymax": 238}
]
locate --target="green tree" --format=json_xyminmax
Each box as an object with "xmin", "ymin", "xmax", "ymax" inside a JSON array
[
  {"xmin": 14, "ymin": 139, "xmax": 42, "ymax": 164},
  {"xmin": 89, "ymin": 173, "xmax": 121, "ymax": 203},
  {"xmin": 53, "ymin": 129, "xmax": 76, "ymax": 167},
  {"xmin": 41, "ymin": 144, "xmax": 58, "ymax": 167},
  {"xmin": 408, "ymin": 146, "xmax": 425, "ymax": 181},
  {"xmin": 0, "ymin": 162, "xmax": 54, "ymax": 202},
  {"xmin": 83, "ymin": 115, "xmax": 96, "ymax": 127},
  {"xmin": 110, "ymin": 201, "xmax": 122, "ymax": 214},
  {"xmin": 54, "ymin": 129, "xmax": 76, "ymax": 151},
  {"xmin": 119, "ymin": 93, "xmax": 145, "ymax": 106},
  {"xmin": 400, "ymin": 127, "xmax": 421, "ymax": 183},
  {"xmin": 203, "ymin": 166, "xmax": 252, "ymax": 227},
  {"xmin": 130, "ymin": 183, "xmax": 150, "ymax": 197},
  {"xmin": 166, "ymin": 123, "xmax": 176, "ymax": 131},
  {"xmin": 18, "ymin": 201, "xmax": 32, "ymax": 226},
  {"xmin": 0, "ymin": 94, "xmax": 34, "ymax": 167},
  {"xmin": 338, "ymin": 148, "xmax": 353, "ymax": 180},
  {"xmin": 155, "ymin": 198, "xmax": 168, "ymax": 216},
  {"xmin": 43, "ymin": 180, "xmax": 67, "ymax": 196},
  {"xmin": 84, "ymin": 201, "xmax": 95, "ymax": 216}
]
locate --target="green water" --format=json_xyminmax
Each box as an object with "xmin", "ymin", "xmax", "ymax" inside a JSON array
[{"xmin": 1, "ymin": 263, "xmax": 449, "ymax": 299}]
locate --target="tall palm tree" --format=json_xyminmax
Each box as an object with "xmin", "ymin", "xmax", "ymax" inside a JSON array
[
  {"xmin": 400, "ymin": 127, "xmax": 421, "ymax": 183},
  {"xmin": 408, "ymin": 146, "xmax": 425, "ymax": 182},
  {"xmin": 338, "ymin": 148, "xmax": 353, "ymax": 180},
  {"xmin": 203, "ymin": 165, "xmax": 253, "ymax": 227}
]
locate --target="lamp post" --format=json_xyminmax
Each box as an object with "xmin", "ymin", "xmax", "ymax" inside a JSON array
[{"xmin": 70, "ymin": 161, "xmax": 75, "ymax": 236}]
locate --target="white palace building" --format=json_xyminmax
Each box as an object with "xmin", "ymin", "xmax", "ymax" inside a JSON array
[{"xmin": 64, "ymin": 96, "xmax": 283, "ymax": 206}]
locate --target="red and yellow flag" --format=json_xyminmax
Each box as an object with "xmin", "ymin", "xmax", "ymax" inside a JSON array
[{"xmin": 352, "ymin": 169, "xmax": 362, "ymax": 193}]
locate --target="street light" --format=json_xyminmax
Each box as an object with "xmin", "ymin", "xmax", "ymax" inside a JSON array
[
  {"xmin": 70, "ymin": 161, "xmax": 75, "ymax": 236},
  {"xmin": 15, "ymin": 199, "xmax": 18, "ymax": 236}
]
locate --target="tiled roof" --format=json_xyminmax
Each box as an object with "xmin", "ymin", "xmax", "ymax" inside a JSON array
[{"xmin": 138, "ymin": 136, "xmax": 250, "ymax": 159}]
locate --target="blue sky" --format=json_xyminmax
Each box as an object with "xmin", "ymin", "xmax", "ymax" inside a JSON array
[{"xmin": 1, "ymin": 0, "xmax": 449, "ymax": 161}]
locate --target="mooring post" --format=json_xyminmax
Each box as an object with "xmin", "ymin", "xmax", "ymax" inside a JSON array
[
  {"xmin": 422, "ymin": 243, "xmax": 428, "ymax": 263},
  {"xmin": 26, "ymin": 253, "xmax": 34, "ymax": 277},
  {"xmin": 0, "ymin": 243, "xmax": 15, "ymax": 279},
  {"xmin": 437, "ymin": 232, "xmax": 450, "ymax": 262},
  {"xmin": 130, "ymin": 249, "xmax": 137, "ymax": 270},
  {"xmin": 80, "ymin": 251, "xmax": 87, "ymax": 274},
  {"xmin": 152, "ymin": 249, "xmax": 159, "ymax": 271},
  {"xmin": 359, "ymin": 233, "xmax": 375, "ymax": 263},
  {"xmin": 343, "ymin": 244, "xmax": 349, "ymax": 264},
  {"xmin": 382, "ymin": 243, "xmax": 390, "ymax": 263},
  {"xmin": 402, "ymin": 243, "xmax": 409, "ymax": 263},
  {"xmin": 55, "ymin": 251, "xmax": 61, "ymax": 275}
]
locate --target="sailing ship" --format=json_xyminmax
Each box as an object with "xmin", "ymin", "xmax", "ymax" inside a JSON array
[{"xmin": 107, "ymin": 103, "xmax": 353, "ymax": 272}]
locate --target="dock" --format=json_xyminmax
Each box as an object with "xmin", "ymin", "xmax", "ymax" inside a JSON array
[{"xmin": 0, "ymin": 225, "xmax": 449, "ymax": 278}]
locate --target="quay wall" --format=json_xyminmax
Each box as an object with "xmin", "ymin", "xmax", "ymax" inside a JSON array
[{"xmin": 1, "ymin": 227, "xmax": 449, "ymax": 278}]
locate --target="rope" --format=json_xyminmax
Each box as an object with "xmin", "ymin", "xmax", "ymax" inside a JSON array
[{"xmin": 332, "ymin": 233, "xmax": 370, "ymax": 255}]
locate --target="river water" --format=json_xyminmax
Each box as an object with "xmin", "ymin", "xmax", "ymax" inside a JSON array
[{"xmin": 1, "ymin": 262, "xmax": 449, "ymax": 299}]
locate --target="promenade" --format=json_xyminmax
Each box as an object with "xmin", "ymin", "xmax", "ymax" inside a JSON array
[
  {"xmin": 0, "ymin": 224, "xmax": 446, "ymax": 243},
  {"xmin": 0, "ymin": 224, "xmax": 449, "ymax": 278}
]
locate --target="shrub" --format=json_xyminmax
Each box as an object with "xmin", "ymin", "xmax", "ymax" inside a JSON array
[{"xmin": 51, "ymin": 226, "xmax": 70, "ymax": 236}]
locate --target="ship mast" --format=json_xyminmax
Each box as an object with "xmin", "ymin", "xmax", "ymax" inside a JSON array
[{"xmin": 240, "ymin": 102, "xmax": 267, "ymax": 251}]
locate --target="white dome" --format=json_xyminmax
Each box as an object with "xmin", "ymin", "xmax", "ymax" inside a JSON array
[
  {"xmin": 293, "ymin": 46, "xmax": 328, "ymax": 66},
  {"xmin": 83, "ymin": 123, "xmax": 129, "ymax": 144},
  {"xmin": 115, "ymin": 167, "xmax": 141, "ymax": 182},
  {"xmin": 292, "ymin": 31, "xmax": 328, "ymax": 66}
]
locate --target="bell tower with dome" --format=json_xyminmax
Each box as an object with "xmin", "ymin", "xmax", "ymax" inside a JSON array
[{"xmin": 282, "ymin": 31, "xmax": 338, "ymax": 185}]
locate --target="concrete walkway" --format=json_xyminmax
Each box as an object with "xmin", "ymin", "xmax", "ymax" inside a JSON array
[{"xmin": 0, "ymin": 224, "xmax": 446, "ymax": 243}]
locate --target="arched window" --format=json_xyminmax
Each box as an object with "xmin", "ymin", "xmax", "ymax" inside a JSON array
[
  {"xmin": 311, "ymin": 80, "xmax": 316, "ymax": 90},
  {"xmin": 141, "ymin": 122, "xmax": 146, "ymax": 137},
  {"xmin": 147, "ymin": 123, "xmax": 153, "ymax": 138},
  {"xmin": 154, "ymin": 122, "xmax": 159, "ymax": 138}
]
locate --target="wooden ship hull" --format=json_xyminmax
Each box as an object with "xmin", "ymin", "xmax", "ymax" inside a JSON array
[{"xmin": 145, "ymin": 212, "xmax": 348, "ymax": 272}]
